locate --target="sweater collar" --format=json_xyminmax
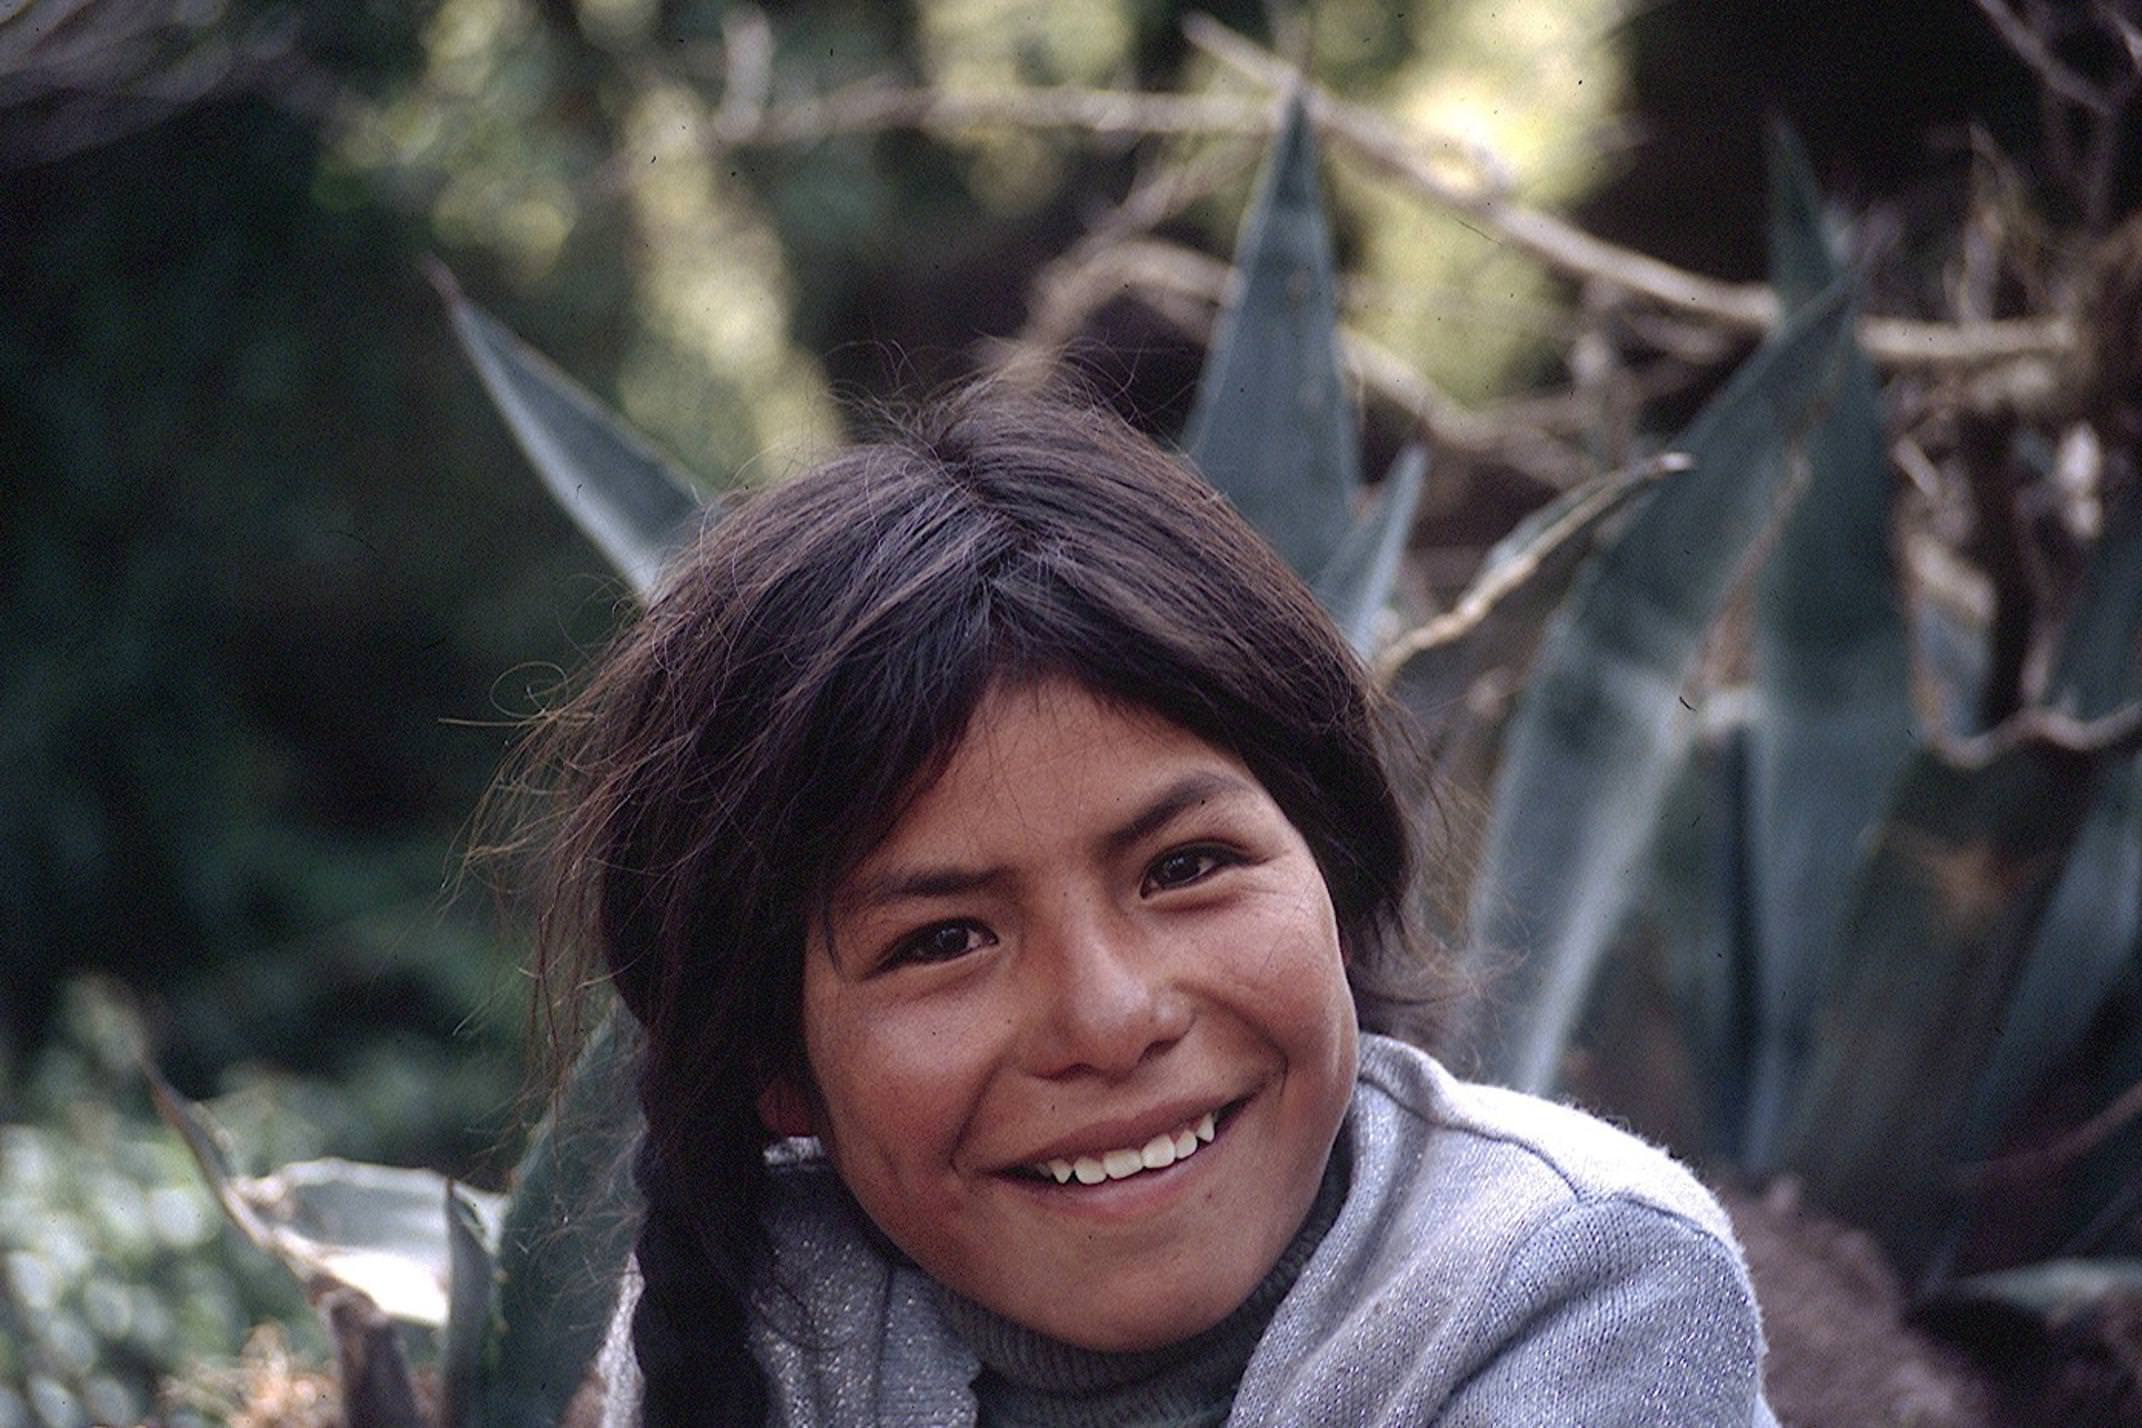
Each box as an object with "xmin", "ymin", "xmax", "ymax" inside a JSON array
[{"xmin": 935, "ymin": 1139, "xmax": 1351, "ymax": 1426}]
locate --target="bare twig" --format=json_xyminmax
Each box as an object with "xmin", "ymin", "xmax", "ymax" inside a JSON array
[
  {"xmin": 705, "ymin": 78, "xmax": 1274, "ymax": 147},
  {"xmin": 1965, "ymin": 1075, "xmax": 2142, "ymax": 1186},
  {"xmin": 713, "ymin": 6, "xmax": 772, "ymax": 140},
  {"xmin": 1020, "ymin": 235, "xmax": 1594, "ymax": 488},
  {"xmin": 1009, "ymin": 130, "xmax": 1258, "ymax": 356},
  {"xmin": 2100, "ymin": 0, "xmax": 2142, "ymax": 74},
  {"xmin": 1182, "ymin": 13, "xmax": 2079, "ymax": 372},
  {"xmin": 1972, "ymin": 0, "xmax": 2117, "ymax": 114}
]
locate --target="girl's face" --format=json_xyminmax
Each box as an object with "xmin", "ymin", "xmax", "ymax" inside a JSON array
[{"xmin": 791, "ymin": 676, "xmax": 1358, "ymax": 1351}]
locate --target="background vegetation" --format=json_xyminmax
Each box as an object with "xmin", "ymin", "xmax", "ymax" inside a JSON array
[{"xmin": 3, "ymin": 0, "xmax": 2134, "ymax": 1423}]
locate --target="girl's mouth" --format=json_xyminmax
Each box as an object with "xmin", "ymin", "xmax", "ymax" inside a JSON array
[{"xmin": 1011, "ymin": 1098, "xmax": 1248, "ymax": 1188}]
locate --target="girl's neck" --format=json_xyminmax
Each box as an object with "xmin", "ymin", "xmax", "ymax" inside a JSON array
[{"xmin": 938, "ymin": 1141, "xmax": 1350, "ymax": 1425}]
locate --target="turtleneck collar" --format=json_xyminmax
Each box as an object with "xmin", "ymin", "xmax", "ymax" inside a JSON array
[{"xmin": 937, "ymin": 1139, "xmax": 1351, "ymax": 1427}]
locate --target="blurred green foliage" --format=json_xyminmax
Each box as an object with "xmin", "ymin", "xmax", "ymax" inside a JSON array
[
  {"xmin": 0, "ymin": 981, "xmax": 336, "ymax": 1428},
  {"xmin": 0, "ymin": 15, "xmax": 587, "ymax": 1137}
]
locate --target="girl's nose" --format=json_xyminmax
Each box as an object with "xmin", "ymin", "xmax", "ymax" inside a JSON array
[{"xmin": 1027, "ymin": 906, "xmax": 1189, "ymax": 1078}]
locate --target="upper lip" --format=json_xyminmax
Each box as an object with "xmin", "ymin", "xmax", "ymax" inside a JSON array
[{"xmin": 996, "ymin": 1091, "xmax": 1241, "ymax": 1170}]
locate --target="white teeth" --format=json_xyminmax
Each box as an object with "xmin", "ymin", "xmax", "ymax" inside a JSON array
[{"xmin": 1032, "ymin": 1108, "xmax": 1226, "ymax": 1187}]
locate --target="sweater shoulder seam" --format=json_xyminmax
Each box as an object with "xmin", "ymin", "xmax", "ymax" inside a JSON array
[{"xmin": 1353, "ymin": 1039, "xmax": 1728, "ymax": 1240}]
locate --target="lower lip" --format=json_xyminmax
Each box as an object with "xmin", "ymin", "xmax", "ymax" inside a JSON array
[{"xmin": 998, "ymin": 1097, "xmax": 1250, "ymax": 1221}]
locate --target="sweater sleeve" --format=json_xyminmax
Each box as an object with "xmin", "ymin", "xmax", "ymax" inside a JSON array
[{"xmin": 1435, "ymin": 1195, "xmax": 1775, "ymax": 1428}]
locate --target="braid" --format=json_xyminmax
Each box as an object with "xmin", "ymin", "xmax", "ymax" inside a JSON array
[{"xmin": 629, "ymin": 1124, "xmax": 769, "ymax": 1426}]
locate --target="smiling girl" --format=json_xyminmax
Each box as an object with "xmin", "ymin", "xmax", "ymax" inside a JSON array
[{"xmin": 531, "ymin": 388, "xmax": 1777, "ymax": 1425}]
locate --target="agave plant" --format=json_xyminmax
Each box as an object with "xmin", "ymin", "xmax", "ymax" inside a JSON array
[
  {"xmin": 177, "ymin": 81, "xmax": 2140, "ymax": 1424},
  {"xmin": 1432, "ymin": 123, "xmax": 2142, "ymax": 1308},
  {"xmin": 152, "ymin": 1007, "xmax": 641, "ymax": 1428}
]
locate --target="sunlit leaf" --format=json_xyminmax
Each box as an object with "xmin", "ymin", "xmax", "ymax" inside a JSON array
[
  {"xmin": 1936, "ymin": 1257, "xmax": 2142, "ymax": 1318},
  {"xmin": 233, "ymin": 1159, "xmax": 505, "ymax": 1327}
]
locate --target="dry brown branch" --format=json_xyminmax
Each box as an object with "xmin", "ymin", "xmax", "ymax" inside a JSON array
[
  {"xmin": 1010, "ymin": 134, "xmax": 1259, "ymax": 356},
  {"xmin": 713, "ymin": 6, "xmax": 773, "ymax": 139},
  {"xmin": 1181, "ymin": 13, "xmax": 2079, "ymax": 374},
  {"xmin": 704, "ymin": 77, "xmax": 1274, "ymax": 146},
  {"xmin": 1972, "ymin": 0, "xmax": 2118, "ymax": 114},
  {"xmin": 1019, "ymin": 235, "xmax": 1593, "ymax": 488},
  {"xmin": 1343, "ymin": 331, "xmax": 1593, "ymax": 487},
  {"xmin": 1964, "ymin": 1075, "xmax": 2142, "ymax": 1186},
  {"xmin": 2101, "ymin": 0, "xmax": 2142, "ymax": 74}
]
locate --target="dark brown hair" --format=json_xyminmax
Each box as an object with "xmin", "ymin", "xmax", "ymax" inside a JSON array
[{"xmin": 528, "ymin": 384, "xmax": 1435, "ymax": 1425}]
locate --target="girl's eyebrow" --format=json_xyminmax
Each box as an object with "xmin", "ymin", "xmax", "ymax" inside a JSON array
[
  {"xmin": 1096, "ymin": 769, "xmax": 1257, "ymax": 859},
  {"xmin": 841, "ymin": 769, "xmax": 1259, "ymax": 915}
]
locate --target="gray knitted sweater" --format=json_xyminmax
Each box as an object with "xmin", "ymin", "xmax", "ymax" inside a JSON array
[{"xmin": 599, "ymin": 1035, "xmax": 1778, "ymax": 1426}]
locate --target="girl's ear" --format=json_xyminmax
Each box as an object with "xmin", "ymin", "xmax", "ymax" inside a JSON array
[{"xmin": 757, "ymin": 1076, "xmax": 816, "ymax": 1138}]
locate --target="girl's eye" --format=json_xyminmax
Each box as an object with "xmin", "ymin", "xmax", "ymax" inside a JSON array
[
  {"xmin": 891, "ymin": 920, "xmax": 995, "ymax": 967},
  {"xmin": 1142, "ymin": 846, "xmax": 1231, "ymax": 895}
]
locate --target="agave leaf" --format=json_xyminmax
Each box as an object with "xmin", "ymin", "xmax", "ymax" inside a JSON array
[
  {"xmin": 1465, "ymin": 281, "xmax": 1856, "ymax": 1092},
  {"xmin": 442, "ymin": 1184, "xmax": 498, "ymax": 1428},
  {"xmin": 1378, "ymin": 453, "xmax": 1679, "ymax": 726},
  {"xmin": 1763, "ymin": 119, "xmax": 1838, "ymax": 310},
  {"xmin": 232, "ymin": 1159, "xmax": 507, "ymax": 1327},
  {"xmin": 1575, "ymin": 697, "xmax": 1755, "ymax": 1160},
  {"xmin": 1958, "ymin": 492, "xmax": 2142, "ymax": 1165},
  {"xmin": 1740, "ymin": 121, "xmax": 1916, "ymax": 1170},
  {"xmin": 1313, "ymin": 444, "xmax": 1427, "ymax": 654},
  {"xmin": 1780, "ymin": 704, "xmax": 2142, "ymax": 1278},
  {"xmin": 1658, "ymin": 696, "xmax": 1760, "ymax": 1160},
  {"xmin": 1935, "ymin": 1258, "xmax": 2142, "ymax": 1318},
  {"xmin": 144, "ymin": 1057, "xmax": 271, "ymax": 1247},
  {"xmin": 1961, "ymin": 771, "xmax": 2141, "ymax": 1161},
  {"xmin": 431, "ymin": 261, "xmax": 706, "ymax": 600},
  {"xmin": 325, "ymin": 1290, "xmax": 430, "ymax": 1428},
  {"xmin": 1182, "ymin": 91, "xmax": 1359, "ymax": 582},
  {"xmin": 2061, "ymin": 1007, "xmax": 2142, "ymax": 1258},
  {"xmin": 2047, "ymin": 488, "xmax": 2142, "ymax": 720},
  {"xmin": 148, "ymin": 1061, "xmax": 508, "ymax": 1325},
  {"xmin": 485, "ymin": 1004, "xmax": 644, "ymax": 1428}
]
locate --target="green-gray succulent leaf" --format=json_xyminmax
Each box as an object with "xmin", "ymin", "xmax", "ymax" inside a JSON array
[
  {"xmin": 1959, "ymin": 489, "xmax": 2142, "ymax": 1167},
  {"xmin": 1780, "ymin": 703, "xmax": 2142, "ymax": 1278},
  {"xmin": 1464, "ymin": 280, "xmax": 1855, "ymax": 1093},
  {"xmin": 433, "ymin": 261, "xmax": 706, "ymax": 601},
  {"xmin": 1313, "ymin": 443, "xmax": 1427, "ymax": 654},
  {"xmin": 1381, "ymin": 453, "xmax": 1677, "ymax": 726},
  {"xmin": 1183, "ymin": 91, "xmax": 1359, "ymax": 582},
  {"xmin": 1739, "ymin": 120, "xmax": 1916, "ymax": 1170},
  {"xmin": 443, "ymin": 1182, "xmax": 499, "ymax": 1428},
  {"xmin": 150, "ymin": 1061, "xmax": 507, "ymax": 1328},
  {"xmin": 485, "ymin": 1004, "xmax": 643, "ymax": 1428}
]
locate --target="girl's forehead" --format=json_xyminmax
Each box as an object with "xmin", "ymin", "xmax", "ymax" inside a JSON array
[{"xmin": 849, "ymin": 678, "xmax": 1257, "ymax": 866}]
